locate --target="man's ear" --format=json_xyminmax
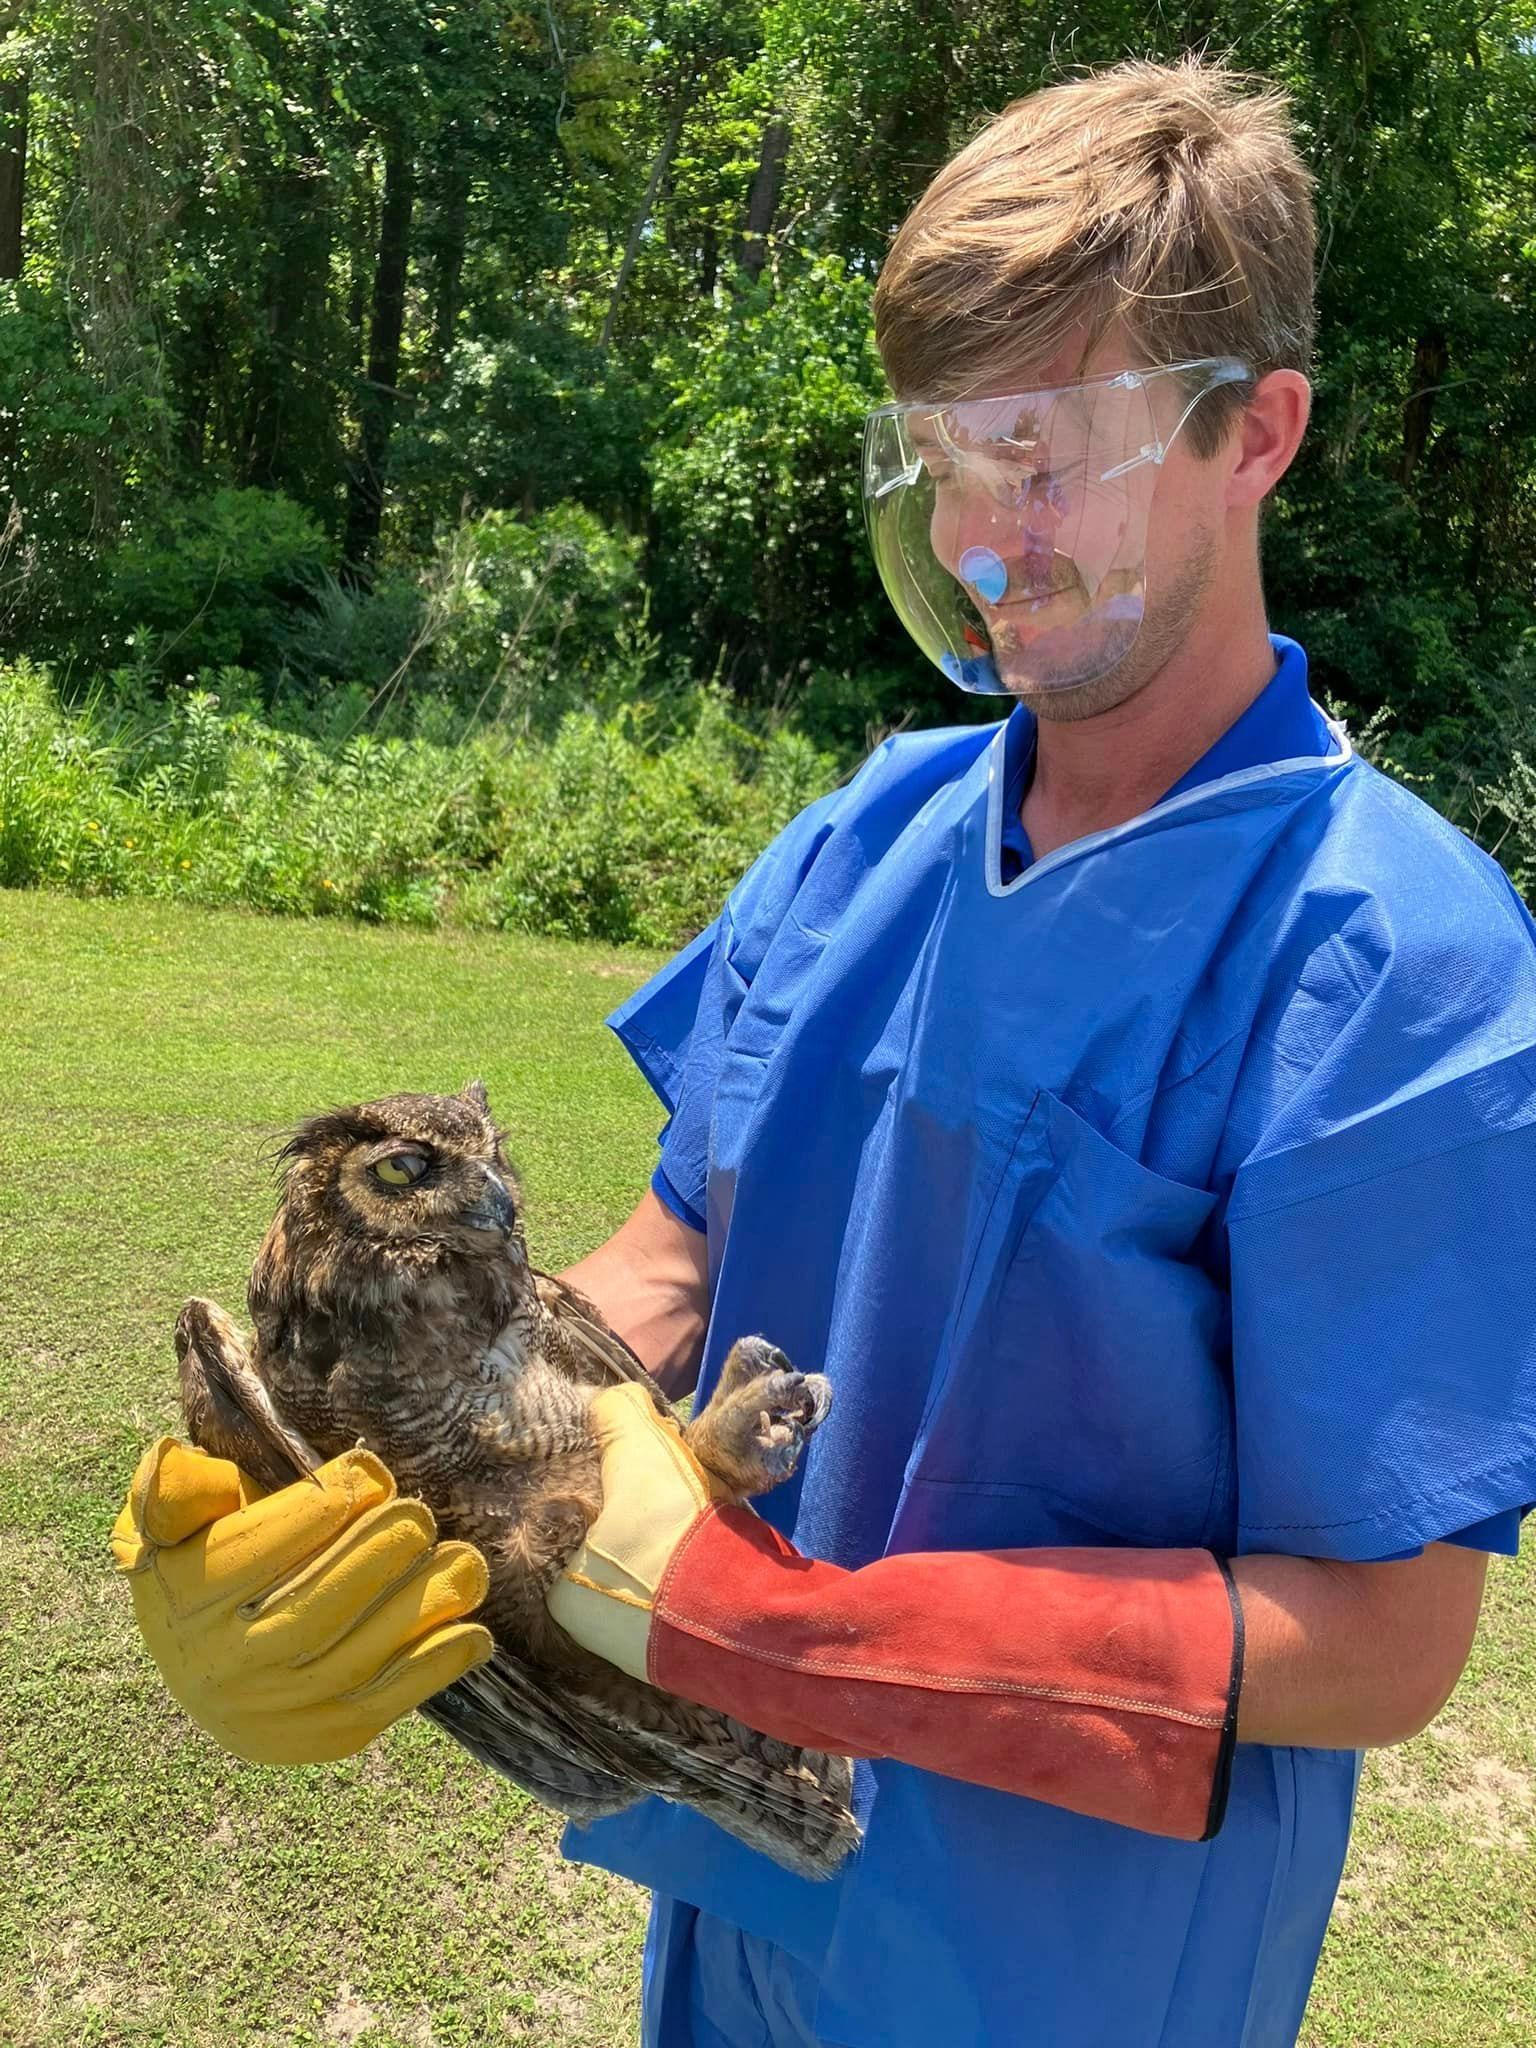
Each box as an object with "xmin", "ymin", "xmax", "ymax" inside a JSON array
[{"xmin": 1227, "ymin": 370, "xmax": 1311, "ymax": 510}]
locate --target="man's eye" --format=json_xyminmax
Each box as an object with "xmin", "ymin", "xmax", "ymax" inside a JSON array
[{"xmin": 373, "ymin": 1151, "xmax": 429, "ymax": 1187}]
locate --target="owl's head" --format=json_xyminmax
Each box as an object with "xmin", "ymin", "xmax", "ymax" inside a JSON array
[{"xmin": 275, "ymin": 1080, "xmax": 524, "ymax": 1271}]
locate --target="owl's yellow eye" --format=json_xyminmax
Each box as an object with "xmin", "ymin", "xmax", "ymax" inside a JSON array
[{"xmin": 373, "ymin": 1150, "xmax": 429, "ymax": 1188}]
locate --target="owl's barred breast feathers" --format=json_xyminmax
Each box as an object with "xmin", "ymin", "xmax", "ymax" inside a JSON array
[{"xmin": 177, "ymin": 1082, "xmax": 858, "ymax": 1878}]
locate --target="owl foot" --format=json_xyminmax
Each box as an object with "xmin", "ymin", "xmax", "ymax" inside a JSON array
[{"xmin": 684, "ymin": 1336, "xmax": 832, "ymax": 1503}]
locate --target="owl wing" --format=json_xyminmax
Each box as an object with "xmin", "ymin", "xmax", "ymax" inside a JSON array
[
  {"xmin": 532, "ymin": 1269, "xmax": 668, "ymax": 1399},
  {"xmin": 176, "ymin": 1296, "xmax": 324, "ymax": 1491},
  {"xmin": 421, "ymin": 1657, "xmax": 641, "ymax": 1822}
]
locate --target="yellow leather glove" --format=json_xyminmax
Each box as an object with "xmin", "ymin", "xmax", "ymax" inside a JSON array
[
  {"xmin": 110, "ymin": 1436, "xmax": 494, "ymax": 1764},
  {"xmin": 547, "ymin": 1383, "xmax": 736, "ymax": 1681}
]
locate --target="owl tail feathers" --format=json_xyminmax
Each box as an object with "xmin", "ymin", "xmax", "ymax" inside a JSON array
[
  {"xmin": 556, "ymin": 1660, "xmax": 861, "ymax": 1880},
  {"xmin": 175, "ymin": 1297, "xmax": 323, "ymax": 1496},
  {"xmin": 421, "ymin": 1653, "xmax": 644, "ymax": 1824},
  {"xmin": 423, "ymin": 1653, "xmax": 860, "ymax": 1878},
  {"xmin": 655, "ymin": 1732, "xmax": 860, "ymax": 1881}
]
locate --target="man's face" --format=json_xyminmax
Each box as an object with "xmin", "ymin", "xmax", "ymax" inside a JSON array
[{"xmin": 920, "ymin": 333, "xmax": 1232, "ymax": 722}]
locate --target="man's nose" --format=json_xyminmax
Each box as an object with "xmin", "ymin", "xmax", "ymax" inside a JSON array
[{"xmin": 930, "ymin": 482, "xmax": 1014, "ymax": 578}]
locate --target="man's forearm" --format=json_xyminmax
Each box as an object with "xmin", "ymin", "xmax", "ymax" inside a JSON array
[
  {"xmin": 653, "ymin": 1525, "xmax": 1488, "ymax": 1766},
  {"xmin": 558, "ymin": 1187, "xmax": 710, "ymax": 1399},
  {"xmin": 552, "ymin": 1391, "xmax": 1496, "ymax": 1841},
  {"xmin": 1230, "ymin": 1546, "xmax": 1487, "ymax": 1748},
  {"xmin": 635, "ymin": 1519, "xmax": 1488, "ymax": 1836}
]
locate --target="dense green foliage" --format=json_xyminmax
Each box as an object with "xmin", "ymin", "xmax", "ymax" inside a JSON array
[
  {"xmin": 0, "ymin": 658, "xmax": 837, "ymax": 943},
  {"xmin": 1, "ymin": 2, "xmax": 1535, "ymax": 921}
]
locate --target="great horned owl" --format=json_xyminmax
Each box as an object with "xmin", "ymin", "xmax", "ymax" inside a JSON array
[{"xmin": 175, "ymin": 1082, "xmax": 857, "ymax": 1877}]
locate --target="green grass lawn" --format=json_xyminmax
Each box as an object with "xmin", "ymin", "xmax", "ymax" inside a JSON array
[{"xmin": 1, "ymin": 888, "xmax": 1532, "ymax": 2047}]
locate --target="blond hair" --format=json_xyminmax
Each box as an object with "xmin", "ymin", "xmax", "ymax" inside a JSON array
[{"xmin": 873, "ymin": 57, "xmax": 1316, "ymax": 452}]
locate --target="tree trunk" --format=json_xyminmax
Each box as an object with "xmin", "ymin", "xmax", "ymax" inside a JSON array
[
  {"xmin": 348, "ymin": 177, "xmax": 375, "ymax": 369},
  {"xmin": 429, "ymin": 156, "xmax": 470, "ymax": 368},
  {"xmin": 71, "ymin": 2, "xmax": 188, "ymax": 533},
  {"xmin": 1400, "ymin": 323, "xmax": 1449, "ymax": 487},
  {"xmin": 0, "ymin": 65, "xmax": 26, "ymax": 280},
  {"xmin": 599, "ymin": 94, "xmax": 688, "ymax": 350},
  {"xmin": 735, "ymin": 117, "xmax": 789, "ymax": 283},
  {"xmin": 343, "ymin": 131, "xmax": 413, "ymax": 585},
  {"xmin": 698, "ymin": 221, "xmax": 718, "ymax": 298},
  {"xmin": 171, "ymin": 292, "xmax": 219, "ymax": 470},
  {"xmin": 246, "ymin": 164, "xmax": 332, "ymax": 491}
]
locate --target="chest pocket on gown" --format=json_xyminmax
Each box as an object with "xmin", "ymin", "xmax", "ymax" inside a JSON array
[{"xmin": 905, "ymin": 1087, "xmax": 1232, "ymax": 1550}]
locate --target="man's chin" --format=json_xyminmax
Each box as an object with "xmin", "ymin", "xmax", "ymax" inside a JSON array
[{"xmin": 994, "ymin": 617, "xmax": 1147, "ymax": 720}]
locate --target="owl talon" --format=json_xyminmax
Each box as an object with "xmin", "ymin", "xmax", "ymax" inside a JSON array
[
  {"xmin": 747, "ymin": 1369, "xmax": 832, "ymax": 1474},
  {"xmin": 715, "ymin": 1333, "xmax": 794, "ymax": 1393},
  {"xmin": 684, "ymin": 1353, "xmax": 833, "ymax": 1500}
]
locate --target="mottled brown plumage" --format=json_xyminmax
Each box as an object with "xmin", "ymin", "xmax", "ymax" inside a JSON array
[{"xmin": 176, "ymin": 1082, "xmax": 857, "ymax": 1876}]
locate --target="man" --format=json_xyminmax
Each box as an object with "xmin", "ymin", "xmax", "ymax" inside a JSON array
[{"xmin": 114, "ymin": 58, "xmax": 1536, "ymax": 2047}]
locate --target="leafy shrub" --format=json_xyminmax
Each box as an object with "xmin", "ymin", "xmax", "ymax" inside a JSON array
[
  {"xmin": 487, "ymin": 692, "xmax": 839, "ymax": 945},
  {"xmin": 273, "ymin": 571, "xmax": 429, "ymax": 704},
  {"xmin": 1327, "ymin": 628, "xmax": 1536, "ymax": 892},
  {"xmin": 419, "ymin": 504, "xmax": 646, "ymax": 734},
  {"xmin": 265, "ymin": 506, "xmax": 646, "ymax": 742},
  {"xmin": 87, "ymin": 488, "xmax": 330, "ymax": 676}
]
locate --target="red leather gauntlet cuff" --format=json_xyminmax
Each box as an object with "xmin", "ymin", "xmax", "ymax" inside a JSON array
[{"xmin": 648, "ymin": 1509, "xmax": 1243, "ymax": 1842}]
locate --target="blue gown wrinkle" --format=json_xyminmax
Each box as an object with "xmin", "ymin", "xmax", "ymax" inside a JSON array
[{"xmin": 573, "ymin": 635, "xmax": 1536, "ymax": 2048}]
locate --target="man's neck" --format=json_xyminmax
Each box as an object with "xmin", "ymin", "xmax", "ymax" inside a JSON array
[{"xmin": 1019, "ymin": 607, "xmax": 1279, "ymax": 862}]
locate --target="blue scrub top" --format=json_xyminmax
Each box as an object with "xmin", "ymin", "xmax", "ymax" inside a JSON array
[{"xmin": 571, "ymin": 635, "xmax": 1536, "ymax": 2048}]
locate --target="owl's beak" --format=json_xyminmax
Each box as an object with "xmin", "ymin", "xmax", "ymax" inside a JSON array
[{"xmin": 461, "ymin": 1170, "xmax": 517, "ymax": 1237}]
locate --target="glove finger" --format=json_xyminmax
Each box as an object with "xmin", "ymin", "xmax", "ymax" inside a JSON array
[
  {"xmin": 263, "ymin": 1541, "xmax": 492, "ymax": 1701},
  {"xmin": 228, "ymin": 1621, "xmax": 496, "ymax": 1763},
  {"xmin": 243, "ymin": 1500, "xmax": 462, "ymax": 1660},
  {"xmin": 157, "ymin": 1450, "xmax": 397, "ymax": 1614},
  {"xmin": 229, "ymin": 1619, "xmax": 496, "ymax": 1756},
  {"xmin": 341, "ymin": 1617, "xmax": 497, "ymax": 1713},
  {"xmin": 111, "ymin": 1439, "xmax": 247, "ymax": 1570}
]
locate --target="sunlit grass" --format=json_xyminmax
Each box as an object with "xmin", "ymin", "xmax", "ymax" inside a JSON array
[
  {"xmin": 0, "ymin": 889, "xmax": 664, "ymax": 2047},
  {"xmin": 0, "ymin": 888, "xmax": 1530, "ymax": 2045}
]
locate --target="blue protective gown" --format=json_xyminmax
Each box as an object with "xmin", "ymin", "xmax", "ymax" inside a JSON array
[{"xmin": 563, "ymin": 636, "xmax": 1536, "ymax": 2047}]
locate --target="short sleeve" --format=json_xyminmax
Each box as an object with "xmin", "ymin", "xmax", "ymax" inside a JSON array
[
  {"xmin": 651, "ymin": 1161, "xmax": 706, "ymax": 1233},
  {"xmin": 1228, "ymin": 1042, "xmax": 1536, "ymax": 1561},
  {"xmin": 606, "ymin": 913, "xmax": 736, "ymax": 1227},
  {"xmin": 606, "ymin": 918, "xmax": 721, "ymax": 1120}
]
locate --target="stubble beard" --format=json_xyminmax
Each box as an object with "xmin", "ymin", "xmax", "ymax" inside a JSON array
[{"xmin": 1003, "ymin": 530, "xmax": 1220, "ymax": 726}]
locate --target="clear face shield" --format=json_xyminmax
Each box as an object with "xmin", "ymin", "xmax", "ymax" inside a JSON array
[{"xmin": 862, "ymin": 358, "xmax": 1253, "ymax": 695}]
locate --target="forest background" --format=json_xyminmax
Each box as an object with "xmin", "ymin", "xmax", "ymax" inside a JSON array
[{"xmin": 2, "ymin": 2, "xmax": 1536, "ymax": 947}]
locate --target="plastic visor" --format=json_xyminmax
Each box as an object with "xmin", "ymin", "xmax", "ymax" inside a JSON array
[{"xmin": 863, "ymin": 358, "xmax": 1253, "ymax": 694}]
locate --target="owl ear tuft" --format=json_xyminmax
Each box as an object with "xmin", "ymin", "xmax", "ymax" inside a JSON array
[{"xmin": 459, "ymin": 1078, "xmax": 491, "ymax": 1116}]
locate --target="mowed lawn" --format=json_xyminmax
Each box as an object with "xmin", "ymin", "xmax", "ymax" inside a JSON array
[{"xmin": 1, "ymin": 889, "xmax": 1532, "ymax": 2048}]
